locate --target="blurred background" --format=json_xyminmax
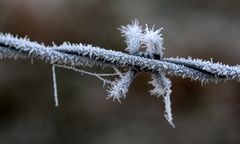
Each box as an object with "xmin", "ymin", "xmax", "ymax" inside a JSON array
[{"xmin": 0, "ymin": 0, "xmax": 240, "ymax": 143}]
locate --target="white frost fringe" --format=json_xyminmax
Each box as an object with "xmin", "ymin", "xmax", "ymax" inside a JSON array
[
  {"xmin": 107, "ymin": 69, "xmax": 135, "ymax": 103},
  {"xmin": 52, "ymin": 65, "xmax": 59, "ymax": 107},
  {"xmin": 142, "ymin": 25, "xmax": 164, "ymax": 58},
  {"xmin": 149, "ymin": 73, "xmax": 175, "ymax": 127},
  {"xmin": 118, "ymin": 19, "xmax": 143, "ymax": 54}
]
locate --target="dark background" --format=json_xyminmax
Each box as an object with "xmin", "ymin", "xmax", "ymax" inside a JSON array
[{"xmin": 0, "ymin": 0, "xmax": 240, "ymax": 143}]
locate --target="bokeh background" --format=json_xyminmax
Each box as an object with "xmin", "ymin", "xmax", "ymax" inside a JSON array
[{"xmin": 0, "ymin": 0, "xmax": 240, "ymax": 143}]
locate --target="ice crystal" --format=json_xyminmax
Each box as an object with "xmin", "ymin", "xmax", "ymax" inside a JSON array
[
  {"xmin": 119, "ymin": 19, "xmax": 143, "ymax": 54},
  {"xmin": 149, "ymin": 73, "xmax": 174, "ymax": 127},
  {"xmin": 142, "ymin": 25, "xmax": 164, "ymax": 58},
  {"xmin": 107, "ymin": 69, "xmax": 135, "ymax": 103}
]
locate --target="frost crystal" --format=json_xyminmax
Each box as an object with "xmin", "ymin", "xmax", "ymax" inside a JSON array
[
  {"xmin": 52, "ymin": 65, "xmax": 59, "ymax": 107},
  {"xmin": 142, "ymin": 25, "xmax": 164, "ymax": 58},
  {"xmin": 119, "ymin": 19, "xmax": 143, "ymax": 54},
  {"xmin": 149, "ymin": 73, "xmax": 174, "ymax": 127},
  {"xmin": 149, "ymin": 73, "xmax": 171, "ymax": 97},
  {"xmin": 107, "ymin": 69, "xmax": 135, "ymax": 103}
]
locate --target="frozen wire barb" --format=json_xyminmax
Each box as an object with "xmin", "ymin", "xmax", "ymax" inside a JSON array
[
  {"xmin": 107, "ymin": 69, "xmax": 136, "ymax": 103},
  {"xmin": 149, "ymin": 73, "xmax": 174, "ymax": 127},
  {"xmin": 118, "ymin": 19, "xmax": 143, "ymax": 54},
  {"xmin": 142, "ymin": 25, "xmax": 164, "ymax": 58}
]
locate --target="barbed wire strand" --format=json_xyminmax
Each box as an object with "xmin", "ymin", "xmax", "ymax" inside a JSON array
[
  {"xmin": 0, "ymin": 33, "xmax": 240, "ymax": 84},
  {"xmin": 1, "ymin": 33, "xmax": 240, "ymax": 127}
]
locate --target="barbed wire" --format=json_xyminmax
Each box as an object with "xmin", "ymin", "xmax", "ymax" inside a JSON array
[
  {"xmin": 1, "ymin": 33, "xmax": 239, "ymax": 83},
  {"xmin": 0, "ymin": 24, "xmax": 240, "ymax": 127}
]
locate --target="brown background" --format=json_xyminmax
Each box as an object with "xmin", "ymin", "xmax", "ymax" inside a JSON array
[{"xmin": 0, "ymin": 0, "xmax": 240, "ymax": 143}]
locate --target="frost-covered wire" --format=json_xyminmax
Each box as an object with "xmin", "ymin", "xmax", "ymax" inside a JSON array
[
  {"xmin": 1, "ymin": 33, "xmax": 238, "ymax": 82},
  {"xmin": 1, "ymin": 20, "xmax": 240, "ymax": 127}
]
